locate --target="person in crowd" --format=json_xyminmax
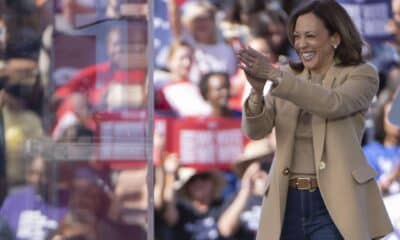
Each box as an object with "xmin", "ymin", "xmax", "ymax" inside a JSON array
[
  {"xmin": 367, "ymin": 0, "xmax": 400, "ymax": 93},
  {"xmin": 386, "ymin": 63, "xmax": 400, "ymax": 92},
  {"xmin": 238, "ymin": 0, "xmax": 392, "ymax": 239},
  {"xmin": 53, "ymin": 19, "xmax": 147, "ymax": 107},
  {"xmin": 218, "ymin": 137, "xmax": 274, "ymax": 240},
  {"xmin": 387, "ymin": 0, "xmax": 400, "ymax": 55},
  {"xmin": 364, "ymin": 87, "xmax": 400, "ymax": 196},
  {"xmin": 167, "ymin": 0, "xmax": 237, "ymax": 84},
  {"xmin": 251, "ymin": 9, "xmax": 292, "ymax": 59},
  {"xmin": 198, "ymin": 71, "xmax": 241, "ymax": 118},
  {"xmin": 219, "ymin": 0, "xmax": 267, "ymax": 50},
  {"xmin": 159, "ymin": 154, "xmax": 233, "ymax": 240},
  {"xmin": 50, "ymin": 210, "xmax": 98, "ymax": 240},
  {"xmin": 0, "ymin": 60, "xmax": 44, "ymax": 187},
  {"xmin": 155, "ymin": 40, "xmax": 211, "ymax": 117},
  {"xmin": 68, "ymin": 167, "xmax": 111, "ymax": 220},
  {"xmin": 97, "ymin": 168, "xmax": 147, "ymax": 240},
  {"xmin": 52, "ymin": 18, "xmax": 148, "ymax": 136},
  {"xmin": 0, "ymin": 152, "xmax": 68, "ymax": 240}
]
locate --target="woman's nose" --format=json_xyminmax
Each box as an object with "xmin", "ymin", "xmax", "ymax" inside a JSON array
[{"xmin": 295, "ymin": 37, "xmax": 307, "ymax": 49}]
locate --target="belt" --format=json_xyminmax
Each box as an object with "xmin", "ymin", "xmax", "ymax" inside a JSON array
[{"xmin": 289, "ymin": 177, "xmax": 318, "ymax": 191}]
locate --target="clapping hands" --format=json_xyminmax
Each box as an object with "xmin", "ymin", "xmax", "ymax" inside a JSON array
[{"xmin": 237, "ymin": 46, "xmax": 281, "ymax": 93}]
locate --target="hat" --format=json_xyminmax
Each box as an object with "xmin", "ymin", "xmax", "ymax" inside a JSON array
[
  {"xmin": 175, "ymin": 167, "xmax": 226, "ymax": 200},
  {"xmin": 181, "ymin": 1, "xmax": 216, "ymax": 25},
  {"xmin": 234, "ymin": 138, "xmax": 275, "ymax": 177}
]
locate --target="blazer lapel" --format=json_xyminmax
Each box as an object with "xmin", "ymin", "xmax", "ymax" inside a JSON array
[{"xmin": 313, "ymin": 64, "xmax": 339, "ymax": 174}]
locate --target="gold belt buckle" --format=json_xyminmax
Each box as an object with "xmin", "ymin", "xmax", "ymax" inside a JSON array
[{"xmin": 296, "ymin": 177, "xmax": 316, "ymax": 192}]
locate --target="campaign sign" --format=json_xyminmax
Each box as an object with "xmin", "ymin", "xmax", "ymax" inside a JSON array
[
  {"xmin": 338, "ymin": 0, "xmax": 393, "ymax": 42},
  {"xmin": 95, "ymin": 110, "xmax": 148, "ymax": 166},
  {"xmin": 166, "ymin": 117, "xmax": 245, "ymax": 169}
]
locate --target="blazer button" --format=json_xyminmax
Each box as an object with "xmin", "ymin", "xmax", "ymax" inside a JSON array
[
  {"xmin": 282, "ymin": 168, "xmax": 290, "ymax": 176},
  {"xmin": 319, "ymin": 161, "xmax": 326, "ymax": 170}
]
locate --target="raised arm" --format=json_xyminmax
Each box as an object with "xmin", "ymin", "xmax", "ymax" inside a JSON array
[
  {"xmin": 270, "ymin": 63, "xmax": 378, "ymax": 119},
  {"xmin": 217, "ymin": 162, "xmax": 260, "ymax": 237},
  {"xmin": 167, "ymin": 0, "xmax": 182, "ymax": 39}
]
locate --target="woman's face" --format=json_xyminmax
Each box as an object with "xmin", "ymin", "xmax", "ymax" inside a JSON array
[
  {"xmin": 206, "ymin": 74, "xmax": 230, "ymax": 108},
  {"xmin": 169, "ymin": 46, "xmax": 193, "ymax": 79},
  {"xmin": 293, "ymin": 13, "xmax": 339, "ymax": 74},
  {"xmin": 108, "ymin": 24, "xmax": 148, "ymax": 70}
]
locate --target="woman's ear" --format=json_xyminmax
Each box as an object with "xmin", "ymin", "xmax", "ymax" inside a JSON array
[{"xmin": 330, "ymin": 32, "xmax": 341, "ymax": 49}]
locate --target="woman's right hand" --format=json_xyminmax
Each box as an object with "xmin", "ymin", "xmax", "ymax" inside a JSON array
[
  {"xmin": 243, "ymin": 70, "xmax": 266, "ymax": 94},
  {"xmin": 237, "ymin": 47, "xmax": 270, "ymax": 93}
]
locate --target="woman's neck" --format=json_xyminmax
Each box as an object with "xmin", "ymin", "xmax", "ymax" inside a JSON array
[{"xmin": 309, "ymin": 57, "xmax": 335, "ymax": 78}]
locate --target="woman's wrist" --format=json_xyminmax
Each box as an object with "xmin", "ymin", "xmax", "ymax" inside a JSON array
[
  {"xmin": 249, "ymin": 88, "xmax": 264, "ymax": 104},
  {"xmin": 246, "ymin": 89, "xmax": 264, "ymax": 115}
]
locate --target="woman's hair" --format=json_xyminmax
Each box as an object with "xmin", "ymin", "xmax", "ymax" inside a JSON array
[
  {"xmin": 166, "ymin": 39, "xmax": 193, "ymax": 64},
  {"xmin": 198, "ymin": 71, "xmax": 230, "ymax": 100},
  {"xmin": 373, "ymin": 88, "xmax": 398, "ymax": 143},
  {"xmin": 224, "ymin": 0, "xmax": 266, "ymax": 24},
  {"xmin": 250, "ymin": 9, "xmax": 287, "ymax": 37},
  {"xmin": 287, "ymin": 0, "xmax": 364, "ymax": 72}
]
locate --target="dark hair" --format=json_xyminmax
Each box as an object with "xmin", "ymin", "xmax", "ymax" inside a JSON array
[
  {"xmin": 198, "ymin": 72, "xmax": 230, "ymax": 100},
  {"xmin": 287, "ymin": 0, "xmax": 364, "ymax": 72},
  {"xmin": 373, "ymin": 88, "xmax": 398, "ymax": 143},
  {"xmin": 250, "ymin": 9, "xmax": 287, "ymax": 37},
  {"xmin": 224, "ymin": 0, "xmax": 266, "ymax": 24}
]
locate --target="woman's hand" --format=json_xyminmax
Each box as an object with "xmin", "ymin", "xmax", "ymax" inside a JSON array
[
  {"xmin": 237, "ymin": 46, "xmax": 281, "ymax": 92},
  {"xmin": 237, "ymin": 46, "xmax": 281, "ymax": 79}
]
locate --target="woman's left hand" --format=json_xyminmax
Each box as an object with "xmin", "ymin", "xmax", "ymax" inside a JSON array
[{"xmin": 237, "ymin": 46, "xmax": 280, "ymax": 80}]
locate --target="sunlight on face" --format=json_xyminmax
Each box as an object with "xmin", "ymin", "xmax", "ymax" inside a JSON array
[
  {"xmin": 169, "ymin": 46, "xmax": 193, "ymax": 79},
  {"xmin": 293, "ymin": 13, "xmax": 339, "ymax": 75}
]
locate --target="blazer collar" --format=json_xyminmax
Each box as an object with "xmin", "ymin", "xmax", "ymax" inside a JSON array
[
  {"xmin": 299, "ymin": 63, "xmax": 340, "ymax": 88},
  {"xmin": 323, "ymin": 63, "xmax": 340, "ymax": 89}
]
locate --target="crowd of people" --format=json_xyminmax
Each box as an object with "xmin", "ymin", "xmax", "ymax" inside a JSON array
[{"xmin": 0, "ymin": 0, "xmax": 397, "ymax": 239}]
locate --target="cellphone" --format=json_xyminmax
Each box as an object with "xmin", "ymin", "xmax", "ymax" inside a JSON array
[{"xmin": 388, "ymin": 90, "xmax": 400, "ymax": 127}]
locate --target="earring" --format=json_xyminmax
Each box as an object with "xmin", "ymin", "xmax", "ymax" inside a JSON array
[{"xmin": 333, "ymin": 44, "xmax": 338, "ymax": 49}]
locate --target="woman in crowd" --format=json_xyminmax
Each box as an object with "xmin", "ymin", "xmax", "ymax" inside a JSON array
[{"xmin": 364, "ymin": 87, "xmax": 400, "ymax": 196}]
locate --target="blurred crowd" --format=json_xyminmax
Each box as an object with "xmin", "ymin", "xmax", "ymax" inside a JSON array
[{"xmin": 0, "ymin": 0, "xmax": 397, "ymax": 240}]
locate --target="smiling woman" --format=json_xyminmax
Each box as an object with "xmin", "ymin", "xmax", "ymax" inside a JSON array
[{"xmin": 237, "ymin": 0, "xmax": 393, "ymax": 240}]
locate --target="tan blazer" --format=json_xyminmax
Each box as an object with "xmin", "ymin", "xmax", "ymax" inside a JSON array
[{"xmin": 242, "ymin": 63, "xmax": 393, "ymax": 240}]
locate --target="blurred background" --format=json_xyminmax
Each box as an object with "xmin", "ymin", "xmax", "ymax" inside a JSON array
[{"xmin": 0, "ymin": 0, "xmax": 399, "ymax": 240}]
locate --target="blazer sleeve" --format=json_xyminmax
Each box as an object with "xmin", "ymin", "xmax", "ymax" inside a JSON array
[
  {"xmin": 242, "ymin": 93, "xmax": 276, "ymax": 140},
  {"xmin": 269, "ymin": 63, "xmax": 379, "ymax": 119}
]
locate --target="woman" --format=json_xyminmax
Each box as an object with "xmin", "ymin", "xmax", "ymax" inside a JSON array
[
  {"xmin": 237, "ymin": 0, "xmax": 393, "ymax": 239},
  {"xmin": 155, "ymin": 40, "xmax": 211, "ymax": 117},
  {"xmin": 363, "ymin": 87, "xmax": 400, "ymax": 196},
  {"xmin": 198, "ymin": 71, "xmax": 241, "ymax": 118}
]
